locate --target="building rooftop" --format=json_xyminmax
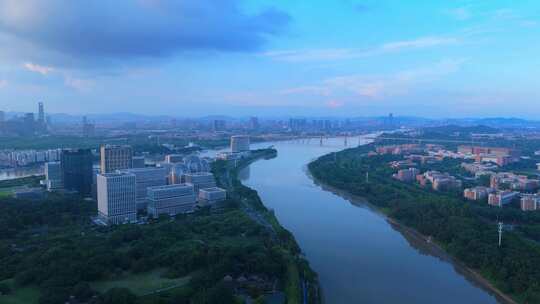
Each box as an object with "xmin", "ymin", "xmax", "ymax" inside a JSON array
[
  {"xmin": 148, "ymin": 184, "xmax": 193, "ymax": 191},
  {"xmin": 199, "ymin": 187, "xmax": 226, "ymax": 193}
]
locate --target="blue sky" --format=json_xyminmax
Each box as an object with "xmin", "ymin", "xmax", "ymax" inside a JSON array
[{"xmin": 0, "ymin": 0, "xmax": 539, "ymax": 118}]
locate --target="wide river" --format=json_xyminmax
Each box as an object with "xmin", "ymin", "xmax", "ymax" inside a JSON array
[{"xmin": 239, "ymin": 137, "xmax": 502, "ymax": 304}]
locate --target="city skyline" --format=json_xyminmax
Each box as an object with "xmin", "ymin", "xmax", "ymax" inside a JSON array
[{"xmin": 0, "ymin": 1, "xmax": 539, "ymax": 118}]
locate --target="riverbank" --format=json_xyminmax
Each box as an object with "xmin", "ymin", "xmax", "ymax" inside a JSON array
[
  {"xmin": 313, "ymin": 175, "xmax": 517, "ymax": 304},
  {"xmin": 213, "ymin": 149, "xmax": 322, "ymax": 304},
  {"xmin": 307, "ymin": 157, "xmax": 520, "ymax": 304}
]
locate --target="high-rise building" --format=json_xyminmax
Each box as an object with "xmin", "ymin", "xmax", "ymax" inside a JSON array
[
  {"xmin": 120, "ymin": 167, "xmax": 167, "ymax": 211},
  {"xmin": 45, "ymin": 161, "xmax": 63, "ymax": 191},
  {"xmin": 147, "ymin": 184, "xmax": 197, "ymax": 218},
  {"xmin": 249, "ymin": 117, "xmax": 259, "ymax": 130},
  {"xmin": 100, "ymin": 145, "xmax": 133, "ymax": 174},
  {"xmin": 212, "ymin": 119, "xmax": 226, "ymax": 132},
  {"xmin": 97, "ymin": 172, "xmax": 137, "ymax": 225},
  {"xmin": 82, "ymin": 116, "xmax": 96, "ymax": 138},
  {"xmin": 38, "ymin": 102, "xmax": 45, "ymax": 125},
  {"xmin": 230, "ymin": 135, "xmax": 250, "ymax": 153},
  {"xmin": 61, "ymin": 149, "xmax": 93, "ymax": 196},
  {"xmin": 23, "ymin": 113, "xmax": 35, "ymax": 135}
]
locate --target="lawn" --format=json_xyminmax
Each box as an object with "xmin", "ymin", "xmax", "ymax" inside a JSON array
[
  {"xmin": 0, "ymin": 190, "xmax": 12, "ymax": 198},
  {"xmin": 0, "ymin": 279, "xmax": 40, "ymax": 304},
  {"xmin": 90, "ymin": 269, "xmax": 190, "ymax": 296}
]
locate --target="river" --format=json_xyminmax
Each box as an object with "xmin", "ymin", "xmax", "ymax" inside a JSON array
[
  {"xmin": 239, "ymin": 137, "xmax": 503, "ymax": 304},
  {"xmin": 0, "ymin": 166, "xmax": 43, "ymax": 181}
]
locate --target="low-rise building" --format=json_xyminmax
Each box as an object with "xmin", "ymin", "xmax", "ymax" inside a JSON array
[
  {"xmin": 132, "ymin": 156, "xmax": 145, "ymax": 168},
  {"xmin": 376, "ymin": 144, "xmax": 423, "ymax": 155},
  {"xmin": 461, "ymin": 162, "xmax": 499, "ymax": 174},
  {"xmin": 198, "ymin": 187, "xmax": 227, "ymax": 207},
  {"xmin": 464, "ymin": 187, "xmax": 494, "ymax": 201},
  {"xmin": 490, "ymin": 172, "xmax": 540, "ymax": 192},
  {"xmin": 147, "ymin": 184, "xmax": 197, "ymax": 218},
  {"xmin": 488, "ymin": 191, "xmax": 519, "ymax": 207},
  {"xmin": 393, "ymin": 168, "xmax": 420, "ymax": 182},
  {"xmin": 120, "ymin": 167, "xmax": 168, "ymax": 211},
  {"xmin": 422, "ymin": 171, "xmax": 462, "ymax": 191},
  {"xmin": 389, "ymin": 160, "xmax": 415, "ymax": 169},
  {"xmin": 165, "ymin": 154, "xmax": 184, "ymax": 164},
  {"xmin": 520, "ymin": 194, "xmax": 539, "ymax": 211},
  {"xmin": 184, "ymin": 172, "xmax": 217, "ymax": 193},
  {"xmin": 458, "ymin": 145, "xmax": 521, "ymax": 166}
]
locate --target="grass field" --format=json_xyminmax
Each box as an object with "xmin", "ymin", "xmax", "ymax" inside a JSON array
[
  {"xmin": 0, "ymin": 280, "xmax": 40, "ymax": 304},
  {"xmin": 90, "ymin": 269, "xmax": 190, "ymax": 296},
  {"xmin": 0, "ymin": 190, "xmax": 12, "ymax": 198}
]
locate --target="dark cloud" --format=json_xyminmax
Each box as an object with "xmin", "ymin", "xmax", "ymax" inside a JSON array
[{"xmin": 0, "ymin": 0, "xmax": 290, "ymax": 66}]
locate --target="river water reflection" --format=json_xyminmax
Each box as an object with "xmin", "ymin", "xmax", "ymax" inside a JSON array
[
  {"xmin": 239, "ymin": 137, "xmax": 502, "ymax": 304},
  {"xmin": 0, "ymin": 166, "xmax": 43, "ymax": 181}
]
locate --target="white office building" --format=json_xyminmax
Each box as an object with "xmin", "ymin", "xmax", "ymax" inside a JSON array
[
  {"xmin": 97, "ymin": 172, "xmax": 137, "ymax": 225},
  {"xmin": 184, "ymin": 172, "xmax": 217, "ymax": 193},
  {"xmin": 147, "ymin": 184, "xmax": 197, "ymax": 218},
  {"xmin": 230, "ymin": 135, "xmax": 250, "ymax": 153},
  {"xmin": 120, "ymin": 167, "xmax": 168, "ymax": 211},
  {"xmin": 45, "ymin": 161, "xmax": 63, "ymax": 191}
]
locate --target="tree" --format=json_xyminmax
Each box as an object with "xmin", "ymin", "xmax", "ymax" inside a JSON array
[{"xmin": 100, "ymin": 288, "xmax": 137, "ymax": 304}]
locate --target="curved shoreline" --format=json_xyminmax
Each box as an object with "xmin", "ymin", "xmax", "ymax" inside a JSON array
[{"xmin": 306, "ymin": 168, "xmax": 517, "ymax": 304}]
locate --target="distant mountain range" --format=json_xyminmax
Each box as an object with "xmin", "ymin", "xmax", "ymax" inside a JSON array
[{"xmin": 3, "ymin": 111, "xmax": 540, "ymax": 128}]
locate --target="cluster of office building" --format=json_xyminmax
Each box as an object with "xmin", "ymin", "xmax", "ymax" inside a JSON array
[
  {"xmin": 95, "ymin": 145, "xmax": 226, "ymax": 225},
  {"xmin": 392, "ymin": 167, "xmax": 462, "ymax": 191},
  {"xmin": 13, "ymin": 134, "xmax": 257, "ymax": 224},
  {"xmin": 457, "ymin": 145, "xmax": 521, "ymax": 166},
  {"xmin": 463, "ymin": 173, "xmax": 540, "ymax": 211},
  {"xmin": 42, "ymin": 140, "xmax": 241, "ymax": 225},
  {"xmin": 461, "ymin": 162, "xmax": 499, "ymax": 177},
  {"xmin": 463, "ymin": 187, "xmax": 518, "ymax": 208}
]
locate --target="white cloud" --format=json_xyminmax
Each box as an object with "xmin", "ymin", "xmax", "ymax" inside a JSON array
[
  {"xmin": 381, "ymin": 37, "xmax": 458, "ymax": 51},
  {"xmin": 326, "ymin": 100, "xmax": 344, "ymax": 108},
  {"xmin": 282, "ymin": 58, "xmax": 467, "ymax": 99},
  {"xmin": 64, "ymin": 76, "xmax": 94, "ymax": 91},
  {"xmin": 447, "ymin": 7, "xmax": 472, "ymax": 21},
  {"xmin": 23, "ymin": 62, "xmax": 54, "ymax": 75},
  {"xmin": 263, "ymin": 36, "xmax": 460, "ymax": 62}
]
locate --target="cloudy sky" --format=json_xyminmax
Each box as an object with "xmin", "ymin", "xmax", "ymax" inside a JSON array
[{"xmin": 0, "ymin": 0, "xmax": 539, "ymax": 118}]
